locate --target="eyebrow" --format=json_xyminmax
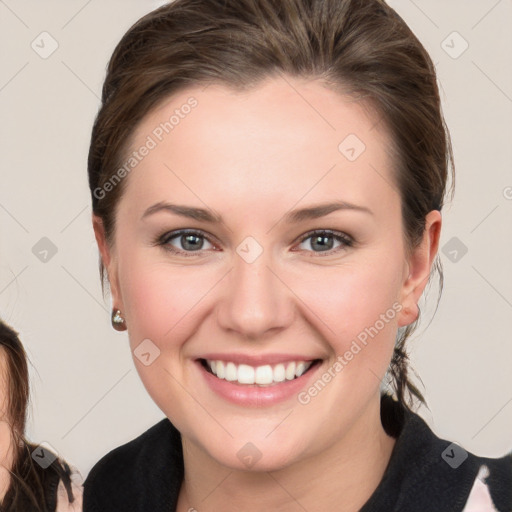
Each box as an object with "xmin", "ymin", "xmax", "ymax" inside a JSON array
[{"xmin": 141, "ymin": 200, "xmax": 373, "ymax": 224}]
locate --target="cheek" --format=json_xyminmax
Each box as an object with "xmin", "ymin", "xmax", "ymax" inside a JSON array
[
  {"xmin": 120, "ymin": 261, "xmax": 211, "ymax": 345},
  {"xmin": 289, "ymin": 258, "xmax": 403, "ymax": 423},
  {"xmin": 117, "ymin": 255, "xmax": 213, "ymax": 418},
  {"xmin": 292, "ymin": 254, "xmax": 404, "ymax": 404},
  {"xmin": 0, "ymin": 420, "xmax": 14, "ymax": 468},
  {"xmin": 117, "ymin": 248, "xmax": 226, "ymax": 404},
  {"xmin": 299, "ymin": 255, "xmax": 403, "ymax": 344}
]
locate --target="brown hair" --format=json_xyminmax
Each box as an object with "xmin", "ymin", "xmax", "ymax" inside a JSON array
[
  {"xmin": 88, "ymin": 0, "xmax": 455, "ymax": 411},
  {"xmin": 0, "ymin": 319, "xmax": 77, "ymax": 511}
]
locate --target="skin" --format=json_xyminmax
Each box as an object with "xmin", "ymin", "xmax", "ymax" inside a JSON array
[
  {"xmin": 0, "ymin": 348, "xmax": 14, "ymax": 503},
  {"xmin": 94, "ymin": 75, "xmax": 441, "ymax": 511}
]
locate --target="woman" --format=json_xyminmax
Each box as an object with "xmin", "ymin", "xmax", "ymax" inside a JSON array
[
  {"xmin": 83, "ymin": 0, "xmax": 512, "ymax": 510},
  {"xmin": 0, "ymin": 319, "xmax": 83, "ymax": 511}
]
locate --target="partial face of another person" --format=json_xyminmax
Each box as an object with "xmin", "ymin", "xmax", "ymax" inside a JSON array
[
  {"xmin": 95, "ymin": 76, "xmax": 440, "ymax": 471},
  {"xmin": 0, "ymin": 349, "xmax": 14, "ymax": 501}
]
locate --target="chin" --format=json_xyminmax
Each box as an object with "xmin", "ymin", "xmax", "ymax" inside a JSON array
[{"xmin": 209, "ymin": 443, "xmax": 303, "ymax": 473}]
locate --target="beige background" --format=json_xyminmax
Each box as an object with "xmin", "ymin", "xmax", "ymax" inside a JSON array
[{"xmin": 1, "ymin": 0, "xmax": 511, "ymax": 478}]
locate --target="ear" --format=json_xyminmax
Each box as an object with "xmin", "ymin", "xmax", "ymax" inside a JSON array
[
  {"xmin": 92, "ymin": 214, "xmax": 123, "ymax": 311},
  {"xmin": 397, "ymin": 210, "xmax": 442, "ymax": 327}
]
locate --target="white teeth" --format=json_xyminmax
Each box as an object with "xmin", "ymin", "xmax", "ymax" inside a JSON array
[
  {"xmin": 255, "ymin": 365, "xmax": 273, "ymax": 385},
  {"xmin": 225, "ymin": 362, "xmax": 237, "ymax": 381},
  {"xmin": 216, "ymin": 361, "xmax": 225, "ymax": 379},
  {"xmin": 273, "ymin": 364, "xmax": 286, "ymax": 382},
  {"xmin": 295, "ymin": 362, "xmax": 307, "ymax": 377},
  {"xmin": 285, "ymin": 362, "xmax": 296, "ymax": 380},
  {"xmin": 238, "ymin": 364, "xmax": 255, "ymax": 384},
  {"xmin": 204, "ymin": 359, "xmax": 315, "ymax": 385}
]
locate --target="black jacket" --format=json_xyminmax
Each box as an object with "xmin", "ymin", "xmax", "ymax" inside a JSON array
[{"xmin": 83, "ymin": 394, "xmax": 512, "ymax": 511}]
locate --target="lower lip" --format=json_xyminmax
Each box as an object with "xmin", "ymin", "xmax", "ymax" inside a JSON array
[{"xmin": 196, "ymin": 360, "xmax": 321, "ymax": 407}]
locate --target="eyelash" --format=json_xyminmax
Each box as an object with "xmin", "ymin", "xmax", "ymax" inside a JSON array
[{"xmin": 154, "ymin": 229, "xmax": 354, "ymax": 258}]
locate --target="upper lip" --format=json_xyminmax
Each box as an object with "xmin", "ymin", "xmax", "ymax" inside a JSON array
[{"xmin": 197, "ymin": 353, "xmax": 322, "ymax": 366}]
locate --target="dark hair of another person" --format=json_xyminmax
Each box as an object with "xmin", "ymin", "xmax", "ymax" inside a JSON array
[
  {"xmin": 0, "ymin": 320, "xmax": 76, "ymax": 511},
  {"xmin": 87, "ymin": 0, "xmax": 455, "ymax": 411}
]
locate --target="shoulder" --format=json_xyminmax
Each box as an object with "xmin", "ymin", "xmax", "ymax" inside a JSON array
[
  {"xmin": 84, "ymin": 417, "xmax": 181, "ymax": 481},
  {"xmin": 463, "ymin": 451, "xmax": 512, "ymax": 511},
  {"xmin": 83, "ymin": 418, "xmax": 183, "ymax": 511},
  {"xmin": 408, "ymin": 415, "xmax": 512, "ymax": 511},
  {"xmin": 368, "ymin": 395, "xmax": 512, "ymax": 512},
  {"xmin": 405, "ymin": 411, "xmax": 512, "ymax": 511},
  {"xmin": 461, "ymin": 456, "xmax": 512, "ymax": 512}
]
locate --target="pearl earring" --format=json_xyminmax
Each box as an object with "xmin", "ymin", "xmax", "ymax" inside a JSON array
[{"xmin": 111, "ymin": 309, "xmax": 126, "ymax": 331}]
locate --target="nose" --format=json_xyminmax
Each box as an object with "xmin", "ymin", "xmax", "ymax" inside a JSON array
[{"xmin": 215, "ymin": 246, "xmax": 294, "ymax": 341}]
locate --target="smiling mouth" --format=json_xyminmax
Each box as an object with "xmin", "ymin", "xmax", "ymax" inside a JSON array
[{"xmin": 199, "ymin": 358, "xmax": 322, "ymax": 387}]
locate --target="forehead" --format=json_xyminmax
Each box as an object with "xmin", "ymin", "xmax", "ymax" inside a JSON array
[{"xmin": 122, "ymin": 76, "xmax": 399, "ymax": 220}]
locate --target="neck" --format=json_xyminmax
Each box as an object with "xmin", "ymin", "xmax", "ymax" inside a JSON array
[{"xmin": 177, "ymin": 394, "xmax": 396, "ymax": 512}]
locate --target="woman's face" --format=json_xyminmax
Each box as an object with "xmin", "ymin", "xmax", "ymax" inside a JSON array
[{"xmin": 95, "ymin": 76, "xmax": 440, "ymax": 471}]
